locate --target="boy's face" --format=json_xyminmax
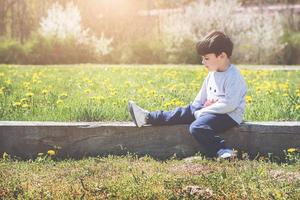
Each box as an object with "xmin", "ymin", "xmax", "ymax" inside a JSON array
[{"xmin": 201, "ymin": 53, "xmax": 224, "ymax": 72}]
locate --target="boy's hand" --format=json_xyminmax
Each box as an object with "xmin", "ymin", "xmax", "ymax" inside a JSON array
[{"xmin": 204, "ymin": 99, "xmax": 217, "ymax": 107}]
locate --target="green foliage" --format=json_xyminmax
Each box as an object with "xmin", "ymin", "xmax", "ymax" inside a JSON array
[
  {"xmin": 1, "ymin": 32, "xmax": 300, "ymax": 64},
  {"xmin": 28, "ymin": 35, "xmax": 100, "ymax": 64},
  {"xmin": 0, "ymin": 39, "xmax": 28, "ymax": 64},
  {"xmin": 281, "ymin": 31, "xmax": 300, "ymax": 65},
  {"xmin": 168, "ymin": 38, "xmax": 200, "ymax": 64},
  {"xmin": 0, "ymin": 36, "xmax": 103, "ymax": 65},
  {"xmin": 114, "ymin": 37, "xmax": 168, "ymax": 64}
]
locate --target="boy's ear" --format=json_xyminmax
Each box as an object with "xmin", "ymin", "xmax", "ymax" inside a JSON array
[{"xmin": 219, "ymin": 52, "xmax": 227, "ymax": 59}]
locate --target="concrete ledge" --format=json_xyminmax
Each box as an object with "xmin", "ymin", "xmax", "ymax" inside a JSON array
[{"xmin": 0, "ymin": 121, "xmax": 299, "ymax": 159}]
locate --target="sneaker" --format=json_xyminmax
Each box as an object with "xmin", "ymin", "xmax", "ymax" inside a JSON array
[
  {"xmin": 217, "ymin": 148, "xmax": 236, "ymax": 159},
  {"xmin": 128, "ymin": 100, "xmax": 150, "ymax": 127}
]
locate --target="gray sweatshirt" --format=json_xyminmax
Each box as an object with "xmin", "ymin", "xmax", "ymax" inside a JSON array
[{"xmin": 192, "ymin": 64, "xmax": 247, "ymax": 124}]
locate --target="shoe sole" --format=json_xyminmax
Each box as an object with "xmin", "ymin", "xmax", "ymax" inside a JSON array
[{"xmin": 128, "ymin": 101, "xmax": 139, "ymax": 127}]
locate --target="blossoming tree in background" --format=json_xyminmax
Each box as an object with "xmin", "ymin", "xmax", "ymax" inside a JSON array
[
  {"xmin": 39, "ymin": 2, "xmax": 113, "ymax": 56},
  {"xmin": 162, "ymin": 0, "xmax": 285, "ymax": 64}
]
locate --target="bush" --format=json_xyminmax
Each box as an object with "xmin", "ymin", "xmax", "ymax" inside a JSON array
[
  {"xmin": 113, "ymin": 37, "xmax": 168, "ymax": 64},
  {"xmin": 28, "ymin": 35, "xmax": 99, "ymax": 64},
  {"xmin": 166, "ymin": 38, "xmax": 200, "ymax": 64},
  {"xmin": 0, "ymin": 39, "xmax": 28, "ymax": 64}
]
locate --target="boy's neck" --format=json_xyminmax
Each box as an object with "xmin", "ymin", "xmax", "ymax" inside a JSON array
[{"xmin": 216, "ymin": 59, "xmax": 231, "ymax": 72}]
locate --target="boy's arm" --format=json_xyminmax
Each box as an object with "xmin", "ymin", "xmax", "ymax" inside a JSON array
[
  {"xmin": 194, "ymin": 75, "xmax": 246, "ymax": 118},
  {"xmin": 191, "ymin": 77, "xmax": 207, "ymax": 109}
]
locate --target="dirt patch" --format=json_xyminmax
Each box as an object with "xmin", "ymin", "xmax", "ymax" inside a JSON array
[
  {"xmin": 269, "ymin": 169, "xmax": 300, "ymax": 183},
  {"xmin": 182, "ymin": 185, "xmax": 214, "ymax": 199}
]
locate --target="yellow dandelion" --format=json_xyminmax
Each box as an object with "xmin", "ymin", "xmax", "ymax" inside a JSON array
[
  {"xmin": 287, "ymin": 148, "xmax": 297, "ymax": 153},
  {"xmin": 13, "ymin": 102, "xmax": 21, "ymax": 107},
  {"xmin": 47, "ymin": 150, "xmax": 56, "ymax": 156},
  {"xmin": 97, "ymin": 95, "xmax": 105, "ymax": 102},
  {"xmin": 84, "ymin": 89, "xmax": 91, "ymax": 94},
  {"xmin": 296, "ymin": 90, "xmax": 300, "ymax": 97},
  {"xmin": 283, "ymin": 93, "xmax": 288, "ymax": 97},
  {"xmin": 296, "ymin": 105, "xmax": 300, "ymax": 110},
  {"xmin": 26, "ymin": 92, "xmax": 34, "ymax": 98},
  {"xmin": 5, "ymin": 79, "xmax": 11, "ymax": 85},
  {"xmin": 56, "ymin": 99, "xmax": 64, "ymax": 105},
  {"xmin": 42, "ymin": 89, "xmax": 48, "ymax": 95},
  {"xmin": 246, "ymin": 95, "xmax": 253, "ymax": 103},
  {"xmin": 22, "ymin": 103, "xmax": 29, "ymax": 108},
  {"xmin": 20, "ymin": 98, "xmax": 27, "ymax": 103},
  {"xmin": 59, "ymin": 92, "xmax": 68, "ymax": 98},
  {"xmin": 110, "ymin": 91, "xmax": 117, "ymax": 96},
  {"xmin": 23, "ymin": 81, "xmax": 31, "ymax": 88}
]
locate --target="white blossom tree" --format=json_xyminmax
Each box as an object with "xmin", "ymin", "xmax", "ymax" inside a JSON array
[
  {"xmin": 39, "ymin": 2, "xmax": 113, "ymax": 56},
  {"xmin": 162, "ymin": 0, "xmax": 285, "ymax": 64}
]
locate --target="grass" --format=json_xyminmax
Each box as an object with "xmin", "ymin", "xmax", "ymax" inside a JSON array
[
  {"xmin": 0, "ymin": 64, "xmax": 299, "ymax": 121},
  {"xmin": 0, "ymin": 64, "xmax": 299, "ymax": 199},
  {"xmin": 0, "ymin": 153, "xmax": 299, "ymax": 199}
]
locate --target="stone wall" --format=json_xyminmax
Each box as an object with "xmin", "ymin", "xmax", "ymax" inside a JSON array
[{"xmin": 0, "ymin": 121, "xmax": 299, "ymax": 159}]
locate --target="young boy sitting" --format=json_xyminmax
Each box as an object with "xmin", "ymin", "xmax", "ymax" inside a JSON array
[{"xmin": 128, "ymin": 30, "xmax": 247, "ymax": 159}]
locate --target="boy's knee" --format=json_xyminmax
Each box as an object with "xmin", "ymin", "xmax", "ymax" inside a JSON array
[{"xmin": 189, "ymin": 123, "xmax": 211, "ymax": 136}]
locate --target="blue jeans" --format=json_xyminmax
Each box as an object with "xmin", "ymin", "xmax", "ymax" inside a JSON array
[{"xmin": 147, "ymin": 104, "xmax": 238, "ymax": 156}]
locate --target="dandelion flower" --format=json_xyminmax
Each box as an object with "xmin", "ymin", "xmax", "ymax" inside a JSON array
[
  {"xmin": 22, "ymin": 103, "xmax": 29, "ymax": 108},
  {"xmin": 42, "ymin": 89, "xmax": 49, "ymax": 95},
  {"xmin": 26, "ymin": 92, "xmax": 34, "ymax": 98},
  {"xmin": 20, "ymin": 98, "xmax": 27, "ymax": 103},
  {"xmin": 56, "ymin": 99, "xmax": 64, "ymax": 105},
  {"xmin": 59, "ymin": 92, "xmax": 68, "ymax": 98},
  {"xmin": 246, "ymin": 95, "xmax": 253, "ymax": 103},
  {"xmin": 287, "ymin": 148, "xmax": 297, "ymax": 153},
  {"xmin": 23, "ymin": 81, "xmax": 31, "ymax": 88},
  {"xmin": 84, "ymin": 89, "xmax": 91, "ymax": 94},
  {"xmin": 5, "ymin": 79, "xmax": 11, "ymax": 85},
  {"xmin": 13, "ymin": 102, "xmax": 21, "ymax": 107},
  {"xmin": 47, "ymin": 150, "xmax": 56, "ymax": 156}
]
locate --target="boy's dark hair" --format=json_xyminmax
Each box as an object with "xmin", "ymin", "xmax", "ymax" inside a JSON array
[{"xmin": 196, "ymin": 31, "xmax": 233, "ymax": 57}]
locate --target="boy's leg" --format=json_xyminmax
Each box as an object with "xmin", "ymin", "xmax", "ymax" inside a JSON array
[
  {"xmin": 147, "ymin": 104, "xmax": 197, "ymax": 126},
  {"xmin": 189, "ymin": 113, "xmax": 238, "ymax": 157}
]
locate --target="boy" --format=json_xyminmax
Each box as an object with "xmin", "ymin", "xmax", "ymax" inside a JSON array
[{"xmin": 128, "ymin": 31, "xmax": 247, "ymax": 159}]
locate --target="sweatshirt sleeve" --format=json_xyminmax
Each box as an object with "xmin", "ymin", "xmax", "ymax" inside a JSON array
[
  {"xmin": 194, "ymin": 73, "xmax": 245, "ymax": 117},
  {"xmin": 192, "ymin": 77, "xmax": 207, "ymax": 109}
]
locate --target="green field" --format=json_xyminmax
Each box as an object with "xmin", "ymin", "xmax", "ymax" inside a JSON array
[
  {"xmin": 0, "ymin": 154, "xmax": 299, "ymax": 199},
  {"xmin": 0, "ymin": 65, "xmax": 299, "ymax": 121},
  {"xmin": 0, "ymin": 65, "xmax": 299, "ymax": 199}
]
